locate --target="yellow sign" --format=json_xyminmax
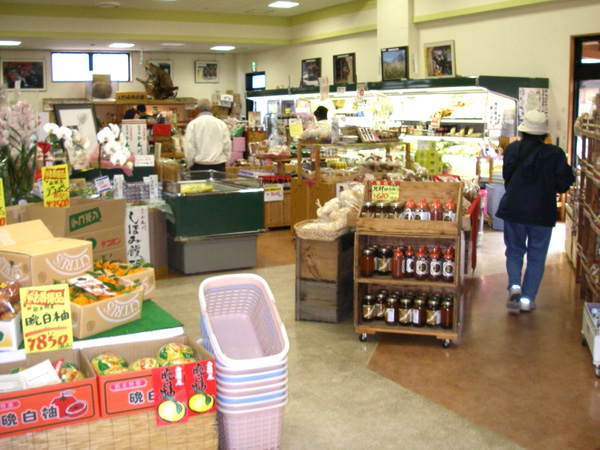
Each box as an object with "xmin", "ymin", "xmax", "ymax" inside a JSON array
[
  {"xmin": 42, "ymin": 164, "xmax": 70, "ymax": 208},
  {"xmin": 371, "ymin": 183, "xmax": 400, "ymax": 203},
  {"xmin": 288, "ymin": 118, "xmax": 303, "ymax": 137},
  {"xmin": 20, "ymin": 284, "xmax": 73, "ymax": 354},
  {"xmin": 0, "ymin": 178, "xmax": 5, "ymax": 226}
]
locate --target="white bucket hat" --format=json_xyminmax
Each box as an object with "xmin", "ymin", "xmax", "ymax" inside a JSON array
[{"xmin": 518, "ymin": 110, "xmax": 548, "ymax": 135}]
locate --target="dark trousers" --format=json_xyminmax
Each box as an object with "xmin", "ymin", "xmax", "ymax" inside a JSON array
[{"xmin": 190, "ymin": 162, "xmax": 226, "ymax": 172}]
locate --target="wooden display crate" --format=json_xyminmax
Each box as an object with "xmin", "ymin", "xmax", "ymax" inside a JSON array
[{"xmin": 295, "ymin": 232, "xmax": 354, "ymax": 323}]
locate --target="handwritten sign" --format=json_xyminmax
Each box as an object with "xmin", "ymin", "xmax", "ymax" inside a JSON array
[
  {"xmin": 264, "ymin": 184, "xmax": 284, "ymax": 202},
  {"xmin": 42, "ymin": 164, "xmax": 70, "ymax": 208},
  {"xmin": 94, "ymin": 175, "xmax": 112, "ymax": 194},
  {"xmin": 20, "ymin": 284, "xmax": 73, "ymax": 354},
  {"xmin": 113, "ymin": 174, "xmax": 125, "ymax": 199},
  {"xmin": 288, "ymin": 118, "xmax": 303, "ymax": 138},
  {"xmin": 126, "ymin": 206, "xmax": 151, "ymax": 264},
  {"xmin": 370, "ymin": 181, "xmax": 400, "ymax": 203},
  {"xmin": 135, "ymin": 154, "xmax": 155, "ymax": 167},
  {"xmin": 121, "ymin": 120, "xmax": 148, "ymax": 155},
  {"xmin": 0, "ymin": 178, "xmax": 5, "ymax": 226}
]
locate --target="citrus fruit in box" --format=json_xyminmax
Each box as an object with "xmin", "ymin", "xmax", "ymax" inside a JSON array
[
  {"xmin": 162, "ymin": 357, "xmax": 197, "ymax": 367},
  {"xmin": 130, "ymin": 357, "xmax": 161, "ymax": 371},
  {"xmin": 158, "ymin": 399, "xmax": 186, "ymax": 423},
  {"xmin": 59, "ymin": 362, "xmax": 85, "ymax": 382},
  {"xmin": 90, "ymin": 353, "xmax": 128, "ymax": 375},
  {"xmin": 101, "ymin": 366, "xmax": 132, "ymax": 376},
  {"xmin": 188, "ymin": 392, "xmax": 215, "ymax": 413},
  {"xmin": 156, "ymin": 343, "xmax": 195, "ymax": 365}
]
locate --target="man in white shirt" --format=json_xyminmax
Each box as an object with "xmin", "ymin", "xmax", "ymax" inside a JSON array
[{"xmin": 184, "ymin": 98, "xmax": 232, "ymax": 172}]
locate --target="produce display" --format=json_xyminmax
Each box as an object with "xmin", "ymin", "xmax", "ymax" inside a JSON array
[
  {"xmin": 90, "ymin": 352, "xmax": 129, "ymax": 375},
  {"xmin": 180, "ymin": 183, "xmax": 214, "ymax": 194},
  {"xmin": 156, "ymin": 342, "xmax": 196, "ymax": 365},
  {"xmin": 93, "ymin": 258, "xmax": 151, "ymax": 278},
  {"xmin": 67, "ymin": 273, "xmax": 139, "ymax": 306},
  {"xmin": 129, "ymin": 357, "xmax": 161, "ymax": 371},
  {"xmin": 4, "ymin": 360, "xmax": 86, "ymax": 387},
  {"xmin": 0, "ymin": 280, "xmax": 22, "ymax": 321}
]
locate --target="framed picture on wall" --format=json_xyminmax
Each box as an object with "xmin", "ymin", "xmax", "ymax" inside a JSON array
[
  {"xmin": 195, "ymin": 61, "xmax": 219, "ymax": 83},
  {"xmin": 423, "ymin": 40, "xmax": 456, "ymax": 78},
  {"xmin": 380, "ymin": 47, "xmax": 409, "ymax": 81},
  {"xmin": 1, "ymin": 60, "xmax": 45, "ymax": 90},
  {"xmin": 53, "ymin": 103, "xmax": 99, "ymax": 149},
  {"xmin": 301, "ymin": 58, "xmax": 321, "ymax": 87},
  {"xmin": 148, "ymin": 60, "xmax": 172, "ymax": 77},
  {"xmin": 333, "ymin": 53, "xmax": 356, "ymax": 84}
]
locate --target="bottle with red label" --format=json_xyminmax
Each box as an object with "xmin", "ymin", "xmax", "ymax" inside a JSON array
[
  {"xmin": 404, "ymin": 245, "xmax": 415, "ymax": 278},
  {"xmin": 442, "ymin": 245, "xmax": 455, "ymax": 283},
  {"xmin": 391, "ymin": 246, "xmax": 404, "ymax": 279},
  {"xmin": 431, "ymin": 198, "xmax": 443, "ymax": 221},
  {"xmin": 415, "ymin": 246, "xmax": 429, "ymax": 281},
  {"xmin": 443, "ymin": 198, "xmax": 457, "ymax": 222},
  {"xmin": 429, "ymin": 245, "xmax": 443, "ymax": 281}
]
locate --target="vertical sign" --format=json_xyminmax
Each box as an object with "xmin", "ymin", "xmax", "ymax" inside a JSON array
[
  {"xmin": 126, "ymin": 206, "xmax": 151, "ymax": 264},
  {"xmin": 152, "ymin": 365, "xmax": 190, "ymax": 426},
  {"xmin": 0, "ymin": 178, "xmax": 5, "ymax": 226},
  {"xmin": 319, "ymin": 76, "xmax": 329, "ymax": 101},
  {"xmin": 20, "ymin": 284, "xmax": 73, "ymax": 354},
  {"xmin": 113, "ymin": 174, "xmax": 125, "ymax": 199},
  {"xmin": 121, "ymin": 120, "xmax": 148, "ymax": 155},
  {"xmin": 42, "ymin": 164, "xmax": 70, "ymax": 208}
]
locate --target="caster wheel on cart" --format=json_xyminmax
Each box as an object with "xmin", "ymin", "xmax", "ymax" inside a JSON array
[
  {"xmin": 359, "ymin": 333, "xmax": 367, "ymax": 342},
  {"xmin": 595, "ymin": 366, "xmax": 600, "ymax": 379},
  {"xmin": 441, "ymin": 339, "xmax": 451, "ymax": 348},
  {"xmin": 582, "ymin": 337, "xmax": 588, "ymax": 347}
]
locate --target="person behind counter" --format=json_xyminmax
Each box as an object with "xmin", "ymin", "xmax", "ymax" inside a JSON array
[
  {"xmin": 123, "ymin": 108, "xmax": 138, "ymax": 120},
  {"xmin": 313, "ymin": 105, "xmax": 329, "ymax": 121},
  {"xmin": 184, "ymin": 98, "xmax": 232, "ymax": 172},
  {"xmin": 136, "ymin": 104, "xmax": 150, "ymax": 119}
]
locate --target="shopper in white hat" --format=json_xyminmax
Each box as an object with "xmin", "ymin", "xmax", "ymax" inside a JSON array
[{"xmin": 496, "ymin": 109, "xmax": 575, "ymax": 314}]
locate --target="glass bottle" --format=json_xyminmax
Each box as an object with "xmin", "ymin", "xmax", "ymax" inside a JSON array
[
  {"xmin": 404, "ymin": 245, "xmax": 415, "ymax": 278},
  {"xmin": 385, "ymin": 296, "xmax": 398, "ymax": 325},
  {"xmin": 360, "ymin": 248, "xmax": 375, "ymax": 277},
  {"xmin": 443, "ymin": 198, "xmax": 457, "ymax": 222},
  {"xmin": 377, "ymin": 246, "xmax": 392, "ymax": 276},
  {"xmin": 398, "ymin": 295, "xmax": 413, "ymax": 326},
  {"xmin": 415, "ymin": 246, "xmax": 429, "ymax": 281},
  {"xmin": 375, "ymin": 293, "xmax": 387, "ymax": 321},
  {"xmin": 402, "ymin": 198, "xmax": 416, "ymax": 220},
  {"xmin": 360, "ymin": 202, "xmax": 375, "ymax": 218},
  {"xmin": 388, "ymin": 202, "xmax": 403, "ymax": 219},
  {"xmin": 441, "ymin": 298, "xmax": 454, "ymax": 329},
  {"xmin": 414, "ymin": 198, "xmax": 431, "ymax": 221},
  {"xmin": 442, "ymin": 246, "xmax": 455, "ymax": 283},
  {"xmin": 374, "ymin": 202, "xmax": 389, "ymax": 219},
  {"xmin": 362, "ymin": 294, "xmax": 375, "ymax": 322},
  {"xmin": 412, "ymin": 298, "xmax": 427, "ymax": 327},
  {"xmin": 426, "ymin": 298, "xmax": 441, "ymax": 328},
  {"xmin": 391, "ymin": 246, "xmax": 404, "ymax": 280},
  {"xmin": 429, "ymin": 245, "xmax": 443, "ymax": 281},
  {"xmin": 431, "ymin": 198, "xmax": 443, "ymax": 221}
]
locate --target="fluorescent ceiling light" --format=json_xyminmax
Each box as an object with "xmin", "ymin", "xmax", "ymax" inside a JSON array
[
  {"xmin": 109, "ymin": 42, "xmax": 135, "ymax": 48},
  {"xmin": 0, "ymin": 40, "xmax": 21, "ymax": 46},
  {"xmin": 269, "ymin": 1, "xmax": 299, "ymax": 8},
  {"xmin": 211, "ymin": 46, "xmax": 235, "ymax": 51},
  {"xmin": 162, "ymin": 43, "xmax": 185, "ymax": 47}
]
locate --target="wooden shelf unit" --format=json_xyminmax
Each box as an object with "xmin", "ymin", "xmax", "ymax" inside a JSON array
[{"xmin": 353, "ymin": 181, "xmax": 464, "ymax": 347}]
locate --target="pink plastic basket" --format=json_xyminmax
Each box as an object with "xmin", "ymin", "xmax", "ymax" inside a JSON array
[
  {"xmin": 199, "ymin": 274, "xmax": 289, "ymax": 370},
  {"xmin": 217, "ymin": 397, "xmax": 287, "ymax": 450}
]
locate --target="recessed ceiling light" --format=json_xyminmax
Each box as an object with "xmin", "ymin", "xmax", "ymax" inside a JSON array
[
  {"xmin": 211, "ymin": 46, "xmax": 235, "ymax": 51},
  {"xmin": 109, "ymin": 42, "xmax": 135, "ymax": 48},
  {"xmin": 268, "ymin": 1, "xmax": 299, "ymax": 8},
  {"xmin": 0, "ymin": 40, "xmax": 21, "ymax": 46},
  {"xmin": 95, "ymin": 1, "xmax": 120, "ymax": 8},
  {"xmin": 162, "ymin": 43, "xmax": 185, "ymax": 47}
]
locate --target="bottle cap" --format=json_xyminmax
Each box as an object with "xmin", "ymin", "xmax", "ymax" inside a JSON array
[
  {"xmin": 405, "ymin": 198, "xmax": 416, "ymax": 208},
  {"xmin": 418, "ymin": 198, "xmax": 429, "ymax": 209},
  {"xmin": 445, "ymin": 198, "xmax": 456, "ymax": 210},
  {"xmin": 432, "ymin": 198, "xmax": 442, "ymax": 208}
]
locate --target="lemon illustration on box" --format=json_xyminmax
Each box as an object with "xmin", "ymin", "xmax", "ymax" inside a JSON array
[
  {"xmin": 188, "ymin": 391, "xmax": 214, "ymax": 414},
  {"xmin": 158, "ymin": 399, "xmax": 186, "ymax": 423}
]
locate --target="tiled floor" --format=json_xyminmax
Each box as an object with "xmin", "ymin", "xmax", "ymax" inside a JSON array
[{"xmin": 154, "ymin": 224, "xmax": 600, "ymax": 449}]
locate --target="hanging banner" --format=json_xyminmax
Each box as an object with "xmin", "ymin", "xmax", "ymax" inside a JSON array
[
  {"xmin": 42, "ymin": 164, "xmax": 70, "ymax": 208},
  {"xmin": 0, "ymin": 178, "xmax": 5, "ymax": 226},
  {"xmin": 121, "ymin": 119, "xmax": 148, "ymax": 155},
  {"xmin": 126, "ymin": 206, "xmax": 151, "ymax": 264},
  {"xmin": 20, "ymin": 284, "xmax": 73, "ymax": 354}
]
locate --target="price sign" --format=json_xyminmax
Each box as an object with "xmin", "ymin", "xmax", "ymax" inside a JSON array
[
  {"xmin": 288, "ymin": 118, "xmax": 303, "ymax": 137},
  {"xmin": 264, "ymin": 184, "xmax": 284, "ymax": 202},
  {"xmin": 371, "ymin": 182, "xmax": 400, "ymax": 203},
  {"xmin": 0, "ymin": 178, "xmax": 6, "ymax": 226},
  {"xmin": 20, "ymin": 284, "xmax": 73, "ymax": 354},
  {"xmin": 42, "ymin": 164, "xmax": 70, "ymax": 208}
]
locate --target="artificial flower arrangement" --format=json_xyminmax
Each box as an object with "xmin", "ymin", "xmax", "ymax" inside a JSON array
[{"xmin": 42, "ymin": 122, "xmax": 90, "ymax": 169}]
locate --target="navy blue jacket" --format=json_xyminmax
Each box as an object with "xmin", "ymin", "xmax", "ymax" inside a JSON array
[{"xmin": 496, "ymin": 136, "xmax": 575, "ymax": 227}]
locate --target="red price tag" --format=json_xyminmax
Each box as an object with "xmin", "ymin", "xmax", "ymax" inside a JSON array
[{"xmin": 25, "ymin": 330, "xmax": 71, "ymax": 352}]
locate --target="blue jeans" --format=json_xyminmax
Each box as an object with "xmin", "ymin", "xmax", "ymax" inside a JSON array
[{"xmin": 503, "ymin": 221, "xmax": 553, "ymax": 302}]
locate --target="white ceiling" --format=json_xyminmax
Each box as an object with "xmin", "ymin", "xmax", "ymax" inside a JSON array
[{"xmin": 0, "ymin": 0, "xmax": 356, "ymax": 53}]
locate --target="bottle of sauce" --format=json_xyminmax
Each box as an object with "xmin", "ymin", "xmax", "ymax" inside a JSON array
[
  {"xmin": 415, "ymin": 246, "xmax": 429, "ymax": 281},
  {"xmin": 431, "ymin": 198, "xmax": 443, "ymax": 221},
  {"xmin": 429, "ymin": 245, "xmax": 443, "ymax": 281},
  {"xmin": 359, "ymin": 248, "xmax": 375, "ymax": 277},
  {"xmin": 441, "ymin": 297, "xmax": 454, "ymax": 329},
  {"xmin": 398, "ymin": 294, "xmax": 413, "ymax": 326},
  {"xmin": 443, "ymin": 198, "xmax": 457, "ymax": 222},
  {"xmin": 362, "ymin": 294, "xmax": 375, "ymax": 322},
  {"xmin": 414, "ymin": 198, "xmax": 431, "ymax": 221},
  {"xmin": 391, "ymin": 246, "xmax": 404, "ymax": 279},
  {"xmin": 412, "ymin": 298, "xmax": 427, "ymax": 327},
  {"xmin": 385, "ymin": 296, "xmax": 398, "ymax": 325},
  {"xmin": 375, "ymin": 293, "xmax": 387, "ymax": 321},
  {"xmin": 402, "ymin": 198, "xmax": 416, "ymax": 220},
  {"xmin": 426, "ymin": 298, "xmax": 441, "ymax": 327},
  {"xmin": 404, "ymin": 245, "xmax": 415, "ymax": 278},
  {"xmin": 442, "ymin": 246, "xmax": 455, "ymax": 283},
  {"xmin": 377, "ymin": 247, "xmax": 392, "ymax": 276}
]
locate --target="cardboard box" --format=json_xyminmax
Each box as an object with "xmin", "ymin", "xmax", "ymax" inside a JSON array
[
  {"xmin": 80, "ymin": 335, "xmax": 214, "ymax": 418},
  {"xmin": 96, "ymin": 265, "xmax": 156, "ymax": 301},
  {"xmin": 96, "ymin": 245, "xmax": 127, "ymax": 264},
  {"xmin": 71, "ymin": 286, "xmax": 144, "ymax": 339},
  {"xmin": 0, "ymin": 349, "xmax": 100, "ymax": 439},
  {"xmin": 25, "ymin": 198, "xmax": 126, "ymax": 238},
  {"xmin": 71, "ymin": 225, "xmax": 126, "ymax": 256},
  {"xmin": 0, "ymin": 312, "xmax": 22, "ymax": 351},
  {"xmin": 0, "ymin": 220, "xmax": 93, "ymax": 286}
]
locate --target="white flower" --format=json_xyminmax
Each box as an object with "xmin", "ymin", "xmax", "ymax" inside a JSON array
[
  {"xmin": 44, "ymin": 123, "xmax": 59, "ymax": 135},
  {"xmin": 110, "ymin": 151, "xmax": 128, "ymax": 166},
  {"xmin": 109, "ymin": 123, "xmax": 120, "ymax": 139},
  {"xmin": 56, "ymin": 126, "xmax": 72, "ymax": 140},
  {"xmin": 105, "ymin": 139, "xmax": 122, "ymax": 154},
  {"xmin": 97, "ymin": 127, "xmax": 116, "ymax": 143},
  {"xmin": 63, "ymin": 137, "xmax": 74, "ymax": 150}
]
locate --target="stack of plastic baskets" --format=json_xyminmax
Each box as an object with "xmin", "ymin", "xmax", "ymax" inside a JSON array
[{"xmin": 199, "ymin": 274, "xmax": 289, "ymax": 450}]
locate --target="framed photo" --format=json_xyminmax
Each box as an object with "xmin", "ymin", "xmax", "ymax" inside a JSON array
[
  {"xmin": 53, "ymin": 103, "xmax": 99, "ymax": 150},
  {"xmin": 195, "ymin": 61, "xmax": 219, "ymax": 83},
  {"xmin": 301, "ymin": 58, "xmax": 321, "ymax": 87},
  {"xmin": 1, "ymin": 60, "xmax": 45, "ymax": 90},
  {"xmin": 424, "ymin": 40, "xmax": 456, "ymax": 78},
  {"xmin": 381, "ymin": 47, "xmax": 409, "ymax": 81},
  {"xmin": 148, "ymin": 60, "xmax": 172, "ymax": 77},
  {"xmin": 333, "ymin": 53, "xmax": 356, "ymax": 84}
]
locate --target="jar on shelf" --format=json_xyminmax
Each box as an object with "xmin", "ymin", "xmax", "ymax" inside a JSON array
[
  {"xmin": 388, "ymin": 202, "xmax": 403, "ymax": 219},
  {"xmin": 385, "ymin": 296, "xmax": 398, "ymax": 325},
  {"xmin": 398, "ymin": 295, "xmax": 413, "ymax": 326},
  {"xmin": 441, "ymin": 298, "xmax": 454, "ymax": 329},
  {"xmin": 374, "ymin": 202, "xmax": 389, "ymax": 219},
  {"xmin": 360, "ymin": 248, "xmax": 375, "ymax": 277},
  {"xmin": 362, "ymin": 294, "xmax": 375, "ymax": 322},
  {"xmin": 377, "ymin": 246, "xmax": 392, "ymax": 276},
  {"xmin": 360, "ymin": 202, "xmax": 375, "ymax": 218},
  {"xmin": 375, "ymin": 293, "xmax": 387, "ymax": 321},
  {"xmin": 426, "ymin": 298, "xmax": 441, "ymax": 328},
  {"xmin": 412, "ymin": 298, "xmax": 427, "ymax": 327}
]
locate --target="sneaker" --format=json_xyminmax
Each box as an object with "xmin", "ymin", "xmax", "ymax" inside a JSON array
[
  {"xmin": 507, "ymin": 285, "xmax": 521, "ymax": 314},
  {"xmin": 520, "ymin": 297, "xmax": 536, "ymax": 312}
]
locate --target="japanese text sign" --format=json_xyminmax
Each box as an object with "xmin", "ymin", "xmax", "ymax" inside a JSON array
[
  {"xmin": 264, "ymin": 184, "xmax": 284, "ymax": 202},
  {"xmin": 42, "ymin": 164, "xmax": 70, "ymax": 208},
  {"xmin": 370, "ymin": 180, "xmax": 400, "ymax": 203},
  {"xmin": 126, "ymin": 206, "xmax": 151, "ymax": 264},
  {"xmin": 20, "ymin": 284, "xmax": 73, "ymax": 354}
]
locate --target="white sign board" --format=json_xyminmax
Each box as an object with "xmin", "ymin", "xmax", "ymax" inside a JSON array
[
  {"xmin": 121, "ymin": 120, "xmax": 148, "ymax": 155},
  {"xmin": 126, "ymin": 206, "xmax": 151, "ymax": 264},
  {"xmin": 264, "ymin": 184, "xmax": 284, "ymax": 202}
]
